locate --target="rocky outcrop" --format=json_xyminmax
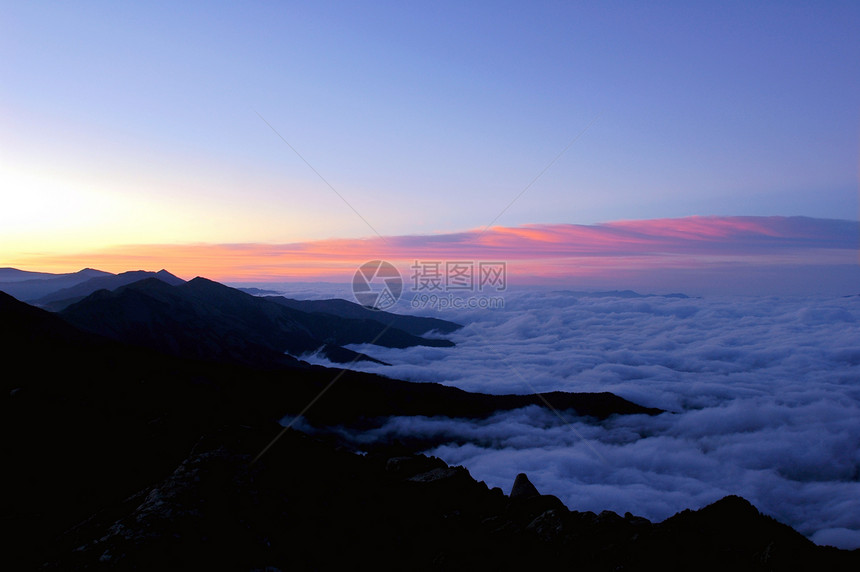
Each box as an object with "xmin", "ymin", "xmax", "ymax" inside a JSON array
[{"xmin": 510, "ymin": 473, "xmax": 540, "ymax": 499}]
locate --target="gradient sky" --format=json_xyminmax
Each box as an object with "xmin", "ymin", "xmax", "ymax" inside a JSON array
[{"xmin": 2, "ymin": 2, "xmax": 858, "ymax": 285}]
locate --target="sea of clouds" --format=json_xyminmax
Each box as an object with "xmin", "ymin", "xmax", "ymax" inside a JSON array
[{"xmin": 289, "ymin": 288, "xmax": 860, "ymax": 549}]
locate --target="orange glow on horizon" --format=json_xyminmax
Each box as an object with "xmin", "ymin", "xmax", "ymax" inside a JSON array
[{"xmin": 3, "ymin": 216, "xmax": 856, "ymax": 283}]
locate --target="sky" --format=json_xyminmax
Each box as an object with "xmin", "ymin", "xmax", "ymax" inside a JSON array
[{"xmin": 2, "ymin": 1, "xmax": 858, "ymax": 288}]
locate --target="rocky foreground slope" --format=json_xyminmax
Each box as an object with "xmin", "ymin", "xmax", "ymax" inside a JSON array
[{"xmin": 46, "ymin": 425, "xmax": 858, "ymax": 571}]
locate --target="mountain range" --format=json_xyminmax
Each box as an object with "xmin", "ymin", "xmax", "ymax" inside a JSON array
[
  {"xmin": 0, "ymin": 267, "xmax": 112, "ymax": 300},
  {"xmin": 0, "ymin": 268, "xmax": 461, "ymax": 366},
  {"xmin": 36, "ymin": 269, "xmax": 186, "ymax": 310},
  {"xmin": 2, "ymin": 267, "xmax": 857, "ymax": 570},
  {"xmin": 59, "ymin": 276, "xmax": 457, "ymax": 366}
]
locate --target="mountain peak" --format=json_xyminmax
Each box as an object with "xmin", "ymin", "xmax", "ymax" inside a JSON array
[
  {"xmin": 77, "ymin": 268, "xmax": 111, "ymax": 276},
  {"xmin": 510, "ymin": 473, "xmax": 540, "ymax": 499},
  {"xmin": 154, "ymin": 269, "xmax": 185, "ymax": 285},
  {"xmin": 119, "ymin": 276, "xmax": 177, "ymax": 292},
  {"xmin": 184, "ymin": 276, "xmax": 239, "ymax": 293}
]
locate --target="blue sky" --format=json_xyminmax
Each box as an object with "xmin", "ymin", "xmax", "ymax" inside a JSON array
[{"xmin": 2, "ymin": 1, "xmax": 858, "ymax": 254}]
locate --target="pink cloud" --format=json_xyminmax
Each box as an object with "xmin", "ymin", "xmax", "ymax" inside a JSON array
[{"xmin": 8, "ymin": 216, "xmax": 858, "ymax": 294}]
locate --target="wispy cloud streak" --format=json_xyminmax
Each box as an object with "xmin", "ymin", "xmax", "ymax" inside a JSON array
[{"xmin": 7, "ymin": 216, "xmax": 857, "ymax": 292}]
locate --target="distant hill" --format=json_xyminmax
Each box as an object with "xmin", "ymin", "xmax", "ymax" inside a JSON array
[
  {"xmin": 0, "ymin": 267, "xmax": 113, "ymax": 301},
  {"xmin": 59, "ymin": 277, "xmax": 459, "ymax": 366},
  {"xmin": 35, "ymin": 269, "xmax": 185, "ymax": 311},
  {"xmin": 237, "ymin": 286, "xmax": 284, "ymax": 296},
  {"xmin": 0, "ymin": 267, "xmax": 68, "ymax": 282},
  {"xmin": 0, "ymin": 267, "xmax": 109, "ymax": 283},
  {"xmin": 267, "ymin": 296, "xmax": 462, "ymax": 336}
]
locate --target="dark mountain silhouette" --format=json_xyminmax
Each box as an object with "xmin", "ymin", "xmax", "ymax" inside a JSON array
[
  {"xmin": 42, "ymin": 427, "xmax": 860, "ymax": 571},
  {"xmin": 267, "ymin": 295, "xmax": 462, "ymax": 336},
  {"xmin": 237, "ymin": 286, "xmax": 283, "ymax": 296},
  {"xmin": 58, "ymin": 277, "xmax": 456, "ymax": 366},
  {"xmin": 35, "ymin": 269, "xmax": 185, "ymax": 310},
  {"xmin": 4, "ymin": 289, "xmax": 856, "ymax": 570},
  {"xmin": 0, "ymin": 266, "xmax": 110, "ymax": 282},
  {"xmin": 57, "ymin": 276, "xmax": 311, "ymax": 366},
  {"xmin": 0, "ymin": 267, "xmax": 66, "ymax": 282},
  {"xmin": 3, "ymin": 290, "xmax": 665, "ymax": 568},
  {"xmin": 2, "ymin": 289, "xmax": 658, "ymax": 426},
  {"xmin": 0, "ymin": 267, "xmax": 112, "ymax": 301},
  {"xmin": 184, "ymin": 277, "xmax": 457, "ymax": 350}
]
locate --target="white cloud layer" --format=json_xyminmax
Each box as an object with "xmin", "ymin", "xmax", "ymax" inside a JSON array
[{"xmin": 293, "ymin": 289, "xmax": 860, "ymax": 549}]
